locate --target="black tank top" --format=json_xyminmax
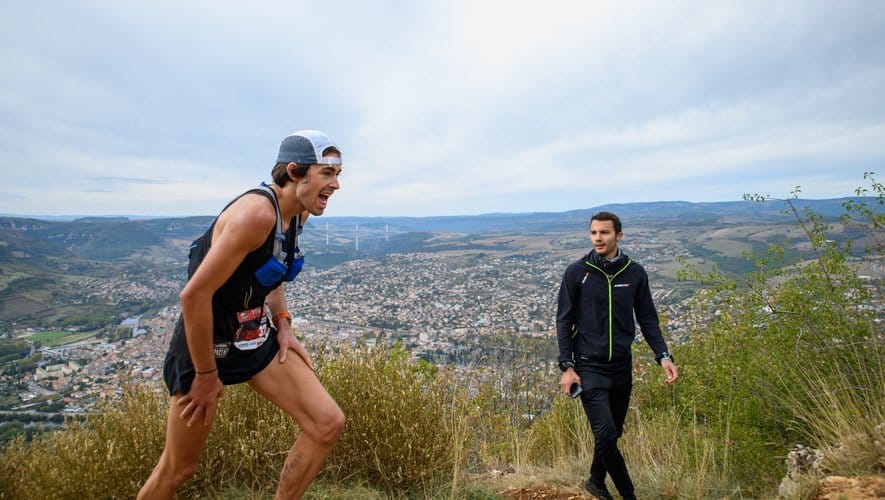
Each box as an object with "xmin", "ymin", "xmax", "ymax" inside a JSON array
[{"xmin": 167, "ymin": 187, "xmax": 299, "ymax": 359}]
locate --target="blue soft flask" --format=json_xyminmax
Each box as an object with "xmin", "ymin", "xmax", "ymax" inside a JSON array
[
  {"xmin": 254, "ymin": 256, "xmax": 287, "ymax": 287},
  {"xmin": 284, "ymin": 247, "xmax": 304, "ymax": 281}
]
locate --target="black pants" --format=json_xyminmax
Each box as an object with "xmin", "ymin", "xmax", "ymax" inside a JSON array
[{"xmin": 576, "ymin": 358, "xmax": 635, "ymax": 498}]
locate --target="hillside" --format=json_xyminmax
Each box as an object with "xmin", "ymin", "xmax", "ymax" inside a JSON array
[
  {"xmin": 0, "ymin": 192, "xmax": 882, "ymax": 498},
  {"xmin": 0, "ymin": 197, "xmax": 871, "ymax": 334},
  {"xmin": 309, "ymin": 197, "xmax": 858, "ymax": 233}
]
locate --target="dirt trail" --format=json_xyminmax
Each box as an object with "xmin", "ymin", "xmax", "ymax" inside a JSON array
[{"xmin": 499, "ymin": 484, "xmax": 593, "ymax": 499}]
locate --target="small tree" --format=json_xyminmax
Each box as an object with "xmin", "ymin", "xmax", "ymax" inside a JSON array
[{"xmin": 659, "ymin": 174, "xmax": 884, "ymax": 493}]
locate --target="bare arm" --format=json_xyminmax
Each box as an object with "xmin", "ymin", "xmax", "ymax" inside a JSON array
[
  {"xmin": 177, "ymin": 194, "xmax": 277, "ymax": 426},
  {"xmin": 266, "ymin": 285, "xmax": 288, "ymax": 320}
]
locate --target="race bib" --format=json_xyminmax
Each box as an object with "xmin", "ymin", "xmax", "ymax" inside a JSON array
[{"xmin": 233, "ymin": 305, "xmax": 270, "ymax": 351}]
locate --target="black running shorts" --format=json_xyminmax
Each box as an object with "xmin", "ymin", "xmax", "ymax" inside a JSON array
[{"xmin": 162, "ymin": 332, "xmax": 281, "ymax": 395}]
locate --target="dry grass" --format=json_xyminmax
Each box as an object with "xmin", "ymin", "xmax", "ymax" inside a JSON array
[
  {"xmin": 0, "ymin": 383, "xmax": 166, "ymax": 499},
  {"xmin": 526, "ymin": 395, "xmax": 593, "ymax": 466},
  {"xmin": 320, "ymin": 345, "xmax": 460, "ymax": 493},
  {"xmin": 778, "ymin": 342, "xmax": 885, "ymax": 476},
  {"xmin": 0, "ymin": 345, "xmax": 464, "ymax": 498},
  {"xmin": 2, "ymin": 341, "xmax": 882, "ymax": 499},
  {"xmin": 522, "ymin": 395, "xmax": 743, "ymax": 499},
  {"xmin": 622, "ymin": 406, "xmax": 745, "ymax": 498}
]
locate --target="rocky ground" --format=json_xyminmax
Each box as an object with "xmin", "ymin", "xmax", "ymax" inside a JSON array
[
  {"xmin": 815, "ymin": 475, "xmax": 885, "ymax": 499},
  {"xmin": 497, "ymin": 475, "xmax": 885, "ymax": 499}
]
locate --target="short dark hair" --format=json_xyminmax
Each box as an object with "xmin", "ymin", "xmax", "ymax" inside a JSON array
[
  {"xmin": 271, "ymin": 162, "xmax": 311, "ymax": 187},
  {"xmin": 590, "ymin": 211, "xmax": 622, "ymax": 233},
  {"xmin": 271, "ymin": 146, "xmax": 340, "ymax": 187}
]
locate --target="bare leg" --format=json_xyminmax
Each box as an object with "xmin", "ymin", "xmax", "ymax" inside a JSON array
[
  {"xmin": 249, "ymin": 352, "xmax": 345, "ymax": 499},
  {"xmin": 137, "ymin": 394, "xmax": 214, "ymax": 500}
]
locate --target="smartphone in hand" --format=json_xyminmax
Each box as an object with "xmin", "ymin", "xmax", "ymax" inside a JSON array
[{"xmin": 569, "ymin": 382, "xmax": 582, "ymax": 399}]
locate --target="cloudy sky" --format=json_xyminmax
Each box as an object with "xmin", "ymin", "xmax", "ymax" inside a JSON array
[{"xmin": 1, "ymin": 1, "xmax": 883, "ymax": 218}]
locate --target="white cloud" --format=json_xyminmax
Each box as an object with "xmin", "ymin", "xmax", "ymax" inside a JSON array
[{"xmin": 1, "ymin": 1, "xmax": 883, "ymax": 217}]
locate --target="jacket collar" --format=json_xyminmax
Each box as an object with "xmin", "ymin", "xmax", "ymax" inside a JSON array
[{"xmin": 585, "ymin": 248, "xmax": 628, "ymax": 273}]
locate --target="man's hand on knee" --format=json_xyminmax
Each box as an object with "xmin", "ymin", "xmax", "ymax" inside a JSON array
[{"xmin": 177, "ymin": 374, "xmax": 224, "ymax": 427}]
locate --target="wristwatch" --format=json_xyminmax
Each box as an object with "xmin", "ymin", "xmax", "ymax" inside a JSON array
[
  {"xmin": 558, "ymin": 360, "xmax": 575, "ymax": 372},
  {"xmin": 272, "ymin": 310, "xmax": 292, "ymax": 325},
  {"xmin": 656, "ymin": 352, "xmax": 674, "ymax": 364}
]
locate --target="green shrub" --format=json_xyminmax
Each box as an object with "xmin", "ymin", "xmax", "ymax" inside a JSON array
[{"xmin": 660, "ymin": 177, "xmax": 885, "ymax": 495}]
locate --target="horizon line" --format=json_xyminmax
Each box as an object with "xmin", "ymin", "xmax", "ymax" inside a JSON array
[{"xmin": 0, "ymin": 195, "xmax": 860, "ymax": 222}]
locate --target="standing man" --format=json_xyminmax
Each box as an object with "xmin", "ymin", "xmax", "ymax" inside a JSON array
[
  {"xmin": 139, "ymin": 130, "xmax": 346, "ymax": 499},
  {"xmin": 556, "ymin": 211, "xmax": 678, "ymax": 500}
]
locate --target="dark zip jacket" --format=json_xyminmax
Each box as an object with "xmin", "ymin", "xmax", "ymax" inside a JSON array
[{"xmin": 556, "ymin": 249, "xmax": 670, "ymax": 365}]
